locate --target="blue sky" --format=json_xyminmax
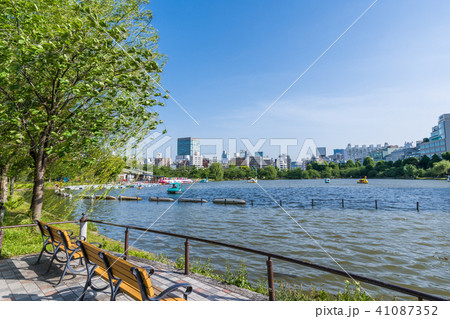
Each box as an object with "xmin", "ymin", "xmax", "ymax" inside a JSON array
[{"xmin": 144, "ymin": 0, "xmax": 450, "ymax": 159}]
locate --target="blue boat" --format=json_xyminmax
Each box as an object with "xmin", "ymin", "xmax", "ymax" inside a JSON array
[
  {"xmin": 167, "ymin": 183, "xmax": 183, "ymax": 194},
  {"xmin": 199, "ymin": 177, "xmax": 208, "ymax": 183}
]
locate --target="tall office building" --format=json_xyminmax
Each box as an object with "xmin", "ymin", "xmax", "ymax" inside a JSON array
[
  {"xmin": 177, "ymin": 137, "xmax": 200, "ymax": 157},
  {"xmin": 419, "ymin": 114, "xmax": 450, "ymax": 156},
  {"xmin": 316, "ymin": 147, "xmax": 326, "ymax": 158}
]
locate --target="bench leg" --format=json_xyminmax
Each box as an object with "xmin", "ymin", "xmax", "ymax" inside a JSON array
[
  {"xmin": 35, "ymin": 247, "xmax": 46, "ymax": 265},
  {"xmin": 45, "ymin": 245, "xmax": 61, "ymax": 274},
  {"xmin": 78, "ymin": 272, "xmax": 93, "ymax": 301},
  {"xmin": 55, "ymin": 262, "xmax": 70, "ymax": 286},
  {"xmin": 110, "ymin": 279, "xmax": 123, "ymax": 301}
]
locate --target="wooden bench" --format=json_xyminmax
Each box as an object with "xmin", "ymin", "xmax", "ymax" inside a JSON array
[
  {"xmin": 77, "ymin": 240, "xmax": 192, "ymax": 301},
  {"xmin": 44, "ymin": 224, "xmax": 85, "ymax": 285},
  {"xmin": 34, "ymin": 220, "xmax": 73, "ymax": 265}
]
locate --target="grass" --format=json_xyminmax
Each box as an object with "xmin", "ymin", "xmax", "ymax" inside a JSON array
[
  {"xmin": 0, "ymin": 193, "xmax": 169, "ymax": 264},
  {"xmin": 174, "ymin": 256, "xmax": 377, "ymax": 301}
]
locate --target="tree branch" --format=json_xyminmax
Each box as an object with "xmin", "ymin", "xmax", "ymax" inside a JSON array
[{"xmin": 20, "ymin": 67, "xmax": 49, "ymax": 111}]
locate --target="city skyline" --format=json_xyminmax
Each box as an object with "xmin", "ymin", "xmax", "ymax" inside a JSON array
[
  {"xmin": 147, "ymin": 0, "xmax": 450, "ymax": 154},
  {"xmin": 140, "ymin": 113, "xmax": 447, "ymax": 162}
]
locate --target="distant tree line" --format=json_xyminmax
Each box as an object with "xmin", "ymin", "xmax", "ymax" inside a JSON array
[
  {"xmin": 152, "ymin": 152, "xmax": 450, "ymax": 181},
  {"xmin": 282, "ymin": 153, "xmax": 450, "ymax": 179}
]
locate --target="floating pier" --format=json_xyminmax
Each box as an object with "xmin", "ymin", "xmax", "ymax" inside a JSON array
[
  {"xmin": 149, "ymin": 197, "xmax": 175, "ymax": 202},
  {"xmin": 82, "ymin": 195, "xmax": 117, "ymax": 200},
  {"xmin": 178, "ymin": 198, "xmax": 208, "ymax": 203},
  {"xmin": 119, "ymin": 196, "xmax": 142, "ymax": 201},
  {"xmin": 213, "ymin": 198, "xmax": 246, "ymax": 205}
]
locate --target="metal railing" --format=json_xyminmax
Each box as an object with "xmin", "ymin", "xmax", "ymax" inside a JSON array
[
  {"xmin": 0, "ymin": 216, "xmax": 446, "ymax": 301},
  {"xmin": 85, "ymin": 218, "xmax": 447, "ymax": 301}
]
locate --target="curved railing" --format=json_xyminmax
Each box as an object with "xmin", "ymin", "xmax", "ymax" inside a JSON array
[{"xmin": 85, "ymin": 218, "xmax": 447, "ymax": 301}]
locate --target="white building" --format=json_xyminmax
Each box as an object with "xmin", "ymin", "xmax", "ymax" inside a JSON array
[
  {"xmin": 276, "ymin": 154, "xmax": 291, "ymax": 170},
  {"xmin": 190, "ymin": 152, "xmax": 203, "ymax": 168}
]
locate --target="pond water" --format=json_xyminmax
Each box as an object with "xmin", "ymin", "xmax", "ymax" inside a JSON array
[{"xmin": 56, "ymin": 179, "xmax": 449, "ymax": 299}]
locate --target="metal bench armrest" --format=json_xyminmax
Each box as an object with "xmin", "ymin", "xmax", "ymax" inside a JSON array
[
  {"xmin": 89, "ymin": 242, "xmax": 102, "ymax": 248},
  {"xmin": 71, "ymin": 235, "xmax": 86, "ymax": 241},
  {"xmin": 144, "ymin": 266, "xmax": 154, "ymax": 276},
  {"xmin": 149, "ymin": 283, "xmax": 193, "ymax": 301}
]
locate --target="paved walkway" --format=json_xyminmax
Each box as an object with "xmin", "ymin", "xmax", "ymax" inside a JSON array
[{"xmin": 0, "ymin": 253, "xmax": 267, "ymax": 301}]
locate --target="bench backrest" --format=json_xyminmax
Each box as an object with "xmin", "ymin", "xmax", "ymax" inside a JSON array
[
  {"xmin": 35, "ymin": 220, "xmax": 51, "ymax": 238},
  {"xmin": 78, "ymin": 240, "xmax": 105, "ymax": 268},
  {"xmin": 100, "ymin": 252, "xmax": 154, "ymax": 299},
  {"xmin": 45, "ymin": 224, "xmax": 72, "ymax": 248}
]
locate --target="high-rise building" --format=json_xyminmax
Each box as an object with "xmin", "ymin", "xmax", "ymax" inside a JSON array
[
  {"xmin": 276, "ymin": 154, "xmax": 291, "ymax": 170},
  {"xmin": 419, "ymin": 114, "xmax": 450, "ymax": 157},
  {"xmin": 316, "ymin": 147, "xmax": 326, "ymax": 158},
  {"xmin": 177, "ymin": 137, "xmax": 200, "ymax": 157},
  {"xmin": 221, "ymin": 151, "xmax": 229, "ymax": 165}
]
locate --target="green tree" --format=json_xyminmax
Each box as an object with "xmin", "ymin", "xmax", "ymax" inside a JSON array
[
  {"xmin": 240, "ymin": 166, "xmax": 252, "ymax": 179},
  {"xmin": 263, "ymin": 166, "xmax": 277, "ymax": 180},
  {"xmin": 0, "ymin": 107, "xmax": 24, "ymax": 202},
  {"xmin": 375, "ymin": 160, "xmax": 387, "ymax": 172},
  {"xmin": 428, "ymin": 154, "xmax": 442, "ymax": 169},
  {"xmin": 363, "ymin": 157, "xmax": 375, "ymax": 170},
  {"xmin": 403, "ymin": 164, "xmax": 418, "ymax": 178},
  {"xmin": 0, "ymin": 0, "xmax": 166, "ymax": 219},
  {"xmin": 307, "ymin": 169, "xmax": 320, "ymax": 179},
  {"xmin": 286, "ymin": 168, "xmax": 304, "ymax": 179},
  {"xmin": 209, "ymin": 163, "xmax": 224, "ymax": 181},
  {"xmin": 402, "ymin": 157, "xmax": 419, "ymax": 167},
  {"xmin": 442, "ymin": 152, "xmax": 450, "ymax": 161},
  {"xmin": 345, "ymin": 160, "xmax": 355, "ymax": 168},
  {"xmin": 393, "ymin": 159, "xmax": 403, "ymax": 168},
  {"xmin": 418, "ymin": 155, "xmax": 430, "ymax": 169},
  {"xmin": 320, "ymin": 167, "xmax": 332, "ymax": 178},
  {"xmin": 432, "ymin": 160, "xmax": 450, "ymax": 177}
]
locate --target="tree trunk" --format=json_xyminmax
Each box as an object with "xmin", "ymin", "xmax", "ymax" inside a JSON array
[
  {"xmin": 9, "ymin": 177, "xmax": 15, "ymax": 197},
  {"xmin": 0, "ymin": 163, "xmax": 10, "ymax": 204},
  {"xmin": 31, "ymin": 153, "xmax": 47, "ymax": 221}
]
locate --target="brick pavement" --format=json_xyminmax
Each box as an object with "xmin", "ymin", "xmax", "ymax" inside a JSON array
[{"xmin": 0, "ymin": 253, "xmax": 267, "ymax": 301}]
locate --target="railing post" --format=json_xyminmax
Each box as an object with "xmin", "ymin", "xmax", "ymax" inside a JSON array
[
  {"xmin": 375, "ymin": 200, "xmax": 378, "ymax": 209},
  {"xmin": 342, "ymin": 199, "xmax": 344, "ymax": 208},
  {"xmin": 251, "ymin": 200, "xmax": 254, "ymax": 207},
  {"xmin": 0, "ymin": 202, "xmax": 5, "ymax": 224},
  {"xmin": 312, "ymin": 199, "xmax": 314, "ymax": 207},
  {"xmin": 0, "ymin": 202, "xmax": 4, "ymax": 257},
  {"xmin": 184, "ymin": 239, "xmax": 190, "ymax": 275},
  {"xmin": 79, "ymin": 212, "xmax": 88, "ymax": 242},
  {"xmin": 416, "ymin": 202, "xmax": 419, "ymax": 211},
  {"xmin": 0, "ymin": 228, "xmax": 4, "ymax": 258},
  {"xmin": 266, "ymin": 257, "xmax": 275, "ymax": 301},
  {"xmin": 124, "ymin": 227, "xmax": 129, "ymax": 260},
  {"xmin": 280, "ymin": 200, "xmax": 282, "ymax": 207}
]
